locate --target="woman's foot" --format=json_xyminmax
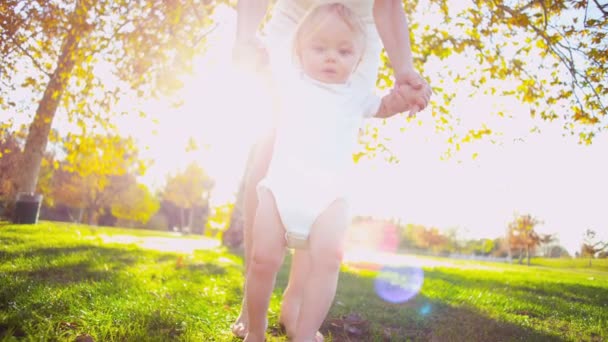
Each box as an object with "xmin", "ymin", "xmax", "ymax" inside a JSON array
[{"xmin": 243, "ymin": 332, "xmax": 265, "ymax": 342}]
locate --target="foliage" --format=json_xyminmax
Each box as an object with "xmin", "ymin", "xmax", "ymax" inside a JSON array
[
  {"xmin": 420, "ymin": 1, "xmax": 606, "ymax": 140},
  {"xmin": 43, "ymin": 133, "xmax": 150, "ymax": 224},
  {"xmin": 205, "ymin": 201, "xmax": 235, "ymax": 238},
  {"xmin": 507, "ymin": 213, "xmax": 554, "ymax": 265},
  {"xmin": 0, "ymin": 0, "xmax": 217, "ymax": 194},
  {"xmin": 161, "ymin": 162, "xmax": 214, "ymax": 231},
  {"xmin": 581, "ymin": 228, "xmax": 608, "ymax": 266},
  {"xmin": 111, "ymin": 181, "xmax": 159, "ymax": 225},
  {"xmin": 0, "ymin": 127, "xmax": 23, "ymax": 203}
]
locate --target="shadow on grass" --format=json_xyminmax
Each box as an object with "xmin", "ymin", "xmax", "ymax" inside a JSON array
[
  {"xmin": 0, "ymin": 236, "xmax": 239, "ymax": 341},
  {"xmin": 272, "ymin": 263, "xmax": 566, "ymax": 342},
  {"xmin": 188, "ymin": 262, "xmax": 227, "ymax": 275}
]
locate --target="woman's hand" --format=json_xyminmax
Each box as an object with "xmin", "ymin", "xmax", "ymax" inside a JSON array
[
  {"xmin": 387, "ymin": 82, "xmax": 430, "ymax": 118},
  {"xmin": 394, "ymin": 68, "xmax": 432, "ymax": 114},
  {"xmin": 232, "ymin": 37, "xmax": 269, "ymax": 72}
]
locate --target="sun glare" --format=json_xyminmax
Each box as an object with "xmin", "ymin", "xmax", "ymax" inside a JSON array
[{"xmin": 135, "ymin": 5, "xmax": 277, "ymax": 204}]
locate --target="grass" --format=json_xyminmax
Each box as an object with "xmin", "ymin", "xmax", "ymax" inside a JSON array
[{"xmin": 1, "ymin": 222, "xmax": 607, "ymax": 341}]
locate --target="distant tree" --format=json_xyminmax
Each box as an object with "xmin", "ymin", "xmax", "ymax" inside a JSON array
[
  {"xmin": 46, "ymin": 134, "xmax": 147, "ymax": 224},
  {"xmin": 161, "ymin": 162, "xmax": 214, "ymax": 233},
  {"xmin": 507, "ymin": 214, "xmax": 552, "ymax": 265},
  {"xmin": 546, "ymin": 245, "xmax": 571, "ymax": 258},
  {"xmin": 414, "ymin": 226, "xmax": 448, "ymax": 254},
  {"xmin": 111, "ymin": 179, "xmax": 159, "ymax": 226},
  {"xmin": 581, "ymin": 229, "xmax": 608, "ymax": 266}
]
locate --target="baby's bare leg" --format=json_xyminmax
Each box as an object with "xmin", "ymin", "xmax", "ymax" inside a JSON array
[
  {"xmin": 244, "ymin": 188, "xmax": 286, "ymax": 342},
  {"xmin": 279, "ymin": 249, "xmax": 309, "ymax": 327},
  {"xmin": 291, "ymin": 199, "xmax": 349, "ymax": 342}
]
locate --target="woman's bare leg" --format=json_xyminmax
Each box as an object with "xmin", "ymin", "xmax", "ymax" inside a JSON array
[
  {"xmin": 232, "ymin": 133, "xmax": 275, "ymax": 338},
  {"xmin": 291, "ymin": 200, "xmax": 349, "ymax": 342},
  {"xmin": 244, "ymin": 188, "xmax": 286, "ymax": 342}
]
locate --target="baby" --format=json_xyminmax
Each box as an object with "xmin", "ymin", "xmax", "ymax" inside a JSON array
[{"xmin": 244, "ymin": 3, "xmax": 423, "ymax": 342}]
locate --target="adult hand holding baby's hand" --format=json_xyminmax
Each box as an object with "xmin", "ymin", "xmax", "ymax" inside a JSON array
[
  {"xmin": 394, "ymin": 68, "xmax": 432, "ymax": 115},
  {"xmin": 388, "ymin": 82, "xmax": 430, "ymax": 118}
]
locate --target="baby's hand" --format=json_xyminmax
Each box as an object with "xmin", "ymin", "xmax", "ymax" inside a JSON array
[{"xmin": 232, "ymin": 37, "xmax": 269, "ymax": 72}]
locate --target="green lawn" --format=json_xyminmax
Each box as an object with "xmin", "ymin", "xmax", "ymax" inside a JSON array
[{"xmin": 1, "ymin": 222, "xmax": 606, "ymax": 341}]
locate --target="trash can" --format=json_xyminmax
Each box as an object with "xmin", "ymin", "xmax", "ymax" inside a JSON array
[{"xmin": 13, "ymin": 192, "xmax": 43, "ymax": 224}]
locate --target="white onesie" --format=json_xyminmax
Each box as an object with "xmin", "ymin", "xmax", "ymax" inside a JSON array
[
  {"xmin": 258, "ymin": 0, "xmax": 383, "ymax": 248},
  {"xmin": 258, "ymin": 73, "xmax": 381, "ymax": 248}
]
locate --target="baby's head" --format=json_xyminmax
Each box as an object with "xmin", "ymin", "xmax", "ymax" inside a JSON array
[{"xmin": 293, "ymin": 3, "xmax": 366, "ymax": 84}]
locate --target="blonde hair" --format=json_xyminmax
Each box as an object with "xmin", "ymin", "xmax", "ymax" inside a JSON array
[{"xmin": 292, "ymin": 2, "xmax": 366, "ymax": 64}]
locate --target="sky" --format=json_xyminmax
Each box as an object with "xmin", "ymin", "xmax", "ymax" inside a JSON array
[{"xmin": 4, "ymin": 4, "xmax": 606, "ymax": 255}]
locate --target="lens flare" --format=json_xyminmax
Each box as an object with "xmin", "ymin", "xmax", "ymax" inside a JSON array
[
  {"xmin": 419, "ymin": 303, "xmax": 432, "ymax": 316},
  {"xmin": 374, "ymin": 266, "xmax": 424, "ymax": 303}
]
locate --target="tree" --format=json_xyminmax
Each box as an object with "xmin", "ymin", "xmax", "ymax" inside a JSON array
[
  {"xmin": 1, "ymin": 0, "xmax": 215, "ymax": 196},
  {"xmin": 581, "ymin": 229, "xmax": 608, "ymax": 266},
  {"xmin": 161, "ymin": 162, "xmax": 214, "ymax": 233},
  {"xmin": 46, "ymin": 133, "xmax": 147, "ymax": 224},
  {"xmin": 402, "ymin": 0, "xmax": 607, "ymax": 145},
  {"xmin": 507, "ymin": 214, "xmax": 552, "ymax": 265},
  {"xmin": 111, "ymin": 180, "xmax": 159, "ymax": 226}
]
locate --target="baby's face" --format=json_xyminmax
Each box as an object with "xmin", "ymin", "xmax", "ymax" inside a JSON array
[{"xmin": 298, "ymin": 18, "xmax": 363, "ymax": 84}]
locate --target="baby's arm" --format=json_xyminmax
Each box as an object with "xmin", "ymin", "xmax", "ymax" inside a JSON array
[{"xmin": 374, "ymin": 83, "xmax": 423, "ymax": 119}]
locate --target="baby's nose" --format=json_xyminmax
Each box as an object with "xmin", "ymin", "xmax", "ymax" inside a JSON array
[{"xmin": 325, "ymin": 51, "xmax": 338, "ymax": 62}]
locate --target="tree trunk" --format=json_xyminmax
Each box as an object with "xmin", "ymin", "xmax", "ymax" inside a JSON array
[
  {"xmin": 188, "ymin": 205, "xmax": 195, "ymax": 232},
  {"xmin": 17, "ymin": 0, "xmax": 91, "ymax": 194},
  {"xmin": 179, "ymin": 207, "xmax": 185, "ymax": 232},
  {"xmin": 527, "ymin": 246, "xmax": 531, "ymax": 266},
  {"xmin": 518, "ymin": 248, "xmax": 524, "ymax": 264}
]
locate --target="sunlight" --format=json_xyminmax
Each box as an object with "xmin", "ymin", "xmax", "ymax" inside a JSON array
[
  {"xmin": 99, "ymin": 234, "xmax": 220, "ymax": 254},
  {"xmin": 134, "ymin": 5, "xmax": 276, "ymax": 204}
]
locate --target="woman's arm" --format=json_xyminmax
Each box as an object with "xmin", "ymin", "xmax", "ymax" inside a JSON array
[
  {"xmin": 234, "ymin": 0, "xmax": 271, "ymax": 69},
  {"xmin": 236, "ymin": 0, "xmax": 270, "ymax": 42},
  {"xmin": 374, "ymin": 0, "xmax": 431, "ymax": 112},
  {"xmin": 373, "ymin": 0, "xmax": 416, "ymax": 84}
]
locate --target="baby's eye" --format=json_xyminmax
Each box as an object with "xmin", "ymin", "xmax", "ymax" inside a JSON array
[
  {"xmin": 313, "ymin": 46, "xmax": 325, "ymax": 53},
  {"xmin": 339, "ymin": 49, "xmax": 353, "ymax": 56}
]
